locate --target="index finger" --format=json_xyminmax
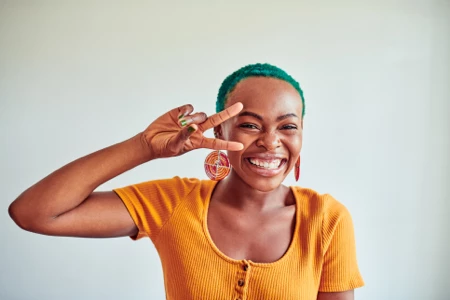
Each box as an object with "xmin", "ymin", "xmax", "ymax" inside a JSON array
[
  {"xmin": 199, "ymin": 137, "xmax": 244, "ymax": 151},
  {"xmin": 198, "ymin": 102, "xmax": 243, "ymax": 131}
]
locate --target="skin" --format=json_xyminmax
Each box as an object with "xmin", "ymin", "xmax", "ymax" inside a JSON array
[{"xmin": 8, "ymin": 77, "xmax": 354, "ymax": 299}]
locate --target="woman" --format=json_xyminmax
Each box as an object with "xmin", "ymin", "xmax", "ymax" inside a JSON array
[{"xmin": 8, "ymin": 63, "xmax": 364, "ymax": 299}]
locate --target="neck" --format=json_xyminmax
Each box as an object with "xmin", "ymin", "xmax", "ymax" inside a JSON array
[{"xmin": 212, "ymin": 170, "xmax": 292, "ymax": 212}]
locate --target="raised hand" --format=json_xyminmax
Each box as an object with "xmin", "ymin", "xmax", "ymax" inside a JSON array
[{"xmin": 141, "ymin": 102, "xmax": 244, "ymax": 159}]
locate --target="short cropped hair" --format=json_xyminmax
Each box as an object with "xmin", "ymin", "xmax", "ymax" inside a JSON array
[{"xmin": 216, "ymin": 63, "xmax": 305, "ymax": 117}]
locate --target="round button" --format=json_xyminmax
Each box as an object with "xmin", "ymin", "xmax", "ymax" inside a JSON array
[
  {"xmin": 238, "ymin": 279, "xmax": 245, "ymax": 286},
  {"xmin": 243, "ymin": 264, "xmax": 249, "ymax": 271}
]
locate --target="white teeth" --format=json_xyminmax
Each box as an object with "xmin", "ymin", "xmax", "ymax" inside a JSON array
[{"xmin": 248, "ymin": 158, "xmax": 282, "ymax": 170}]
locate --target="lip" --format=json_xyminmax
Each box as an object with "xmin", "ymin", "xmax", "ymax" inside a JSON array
[{"xmin": 244, "ymin": 157, "xmax": 288, "ymax": 177}]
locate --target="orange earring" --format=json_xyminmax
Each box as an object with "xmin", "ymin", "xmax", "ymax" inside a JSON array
[
  {"xmin": 294, "ymin": 156, "xmax": 301, "ymax": 181},
  {"xmin": 204, "ymin": 150, "xmax": 231, "ymax": 181}
]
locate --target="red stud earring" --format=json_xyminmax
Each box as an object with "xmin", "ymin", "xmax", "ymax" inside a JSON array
[{"xmin": 294, "ymin": 156, "xmax": 301, "ymax": 181}]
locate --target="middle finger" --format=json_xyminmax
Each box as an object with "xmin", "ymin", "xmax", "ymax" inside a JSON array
[{"xmin": 179, "ymin": 112, "xmax": 208, "ymax": 127}]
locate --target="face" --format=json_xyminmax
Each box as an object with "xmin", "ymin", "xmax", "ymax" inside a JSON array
[{"xmin": 216, "ymin": 77, "xmax": 303, "ymax": 192}]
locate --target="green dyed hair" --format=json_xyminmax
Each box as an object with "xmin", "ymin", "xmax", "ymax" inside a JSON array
[{"xmin": 216, "ymin": 63, "xmax": 305, "ymax": 117}]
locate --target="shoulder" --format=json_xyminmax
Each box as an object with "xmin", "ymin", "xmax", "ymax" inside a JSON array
[
  {"xmin": 291, "ymin": 186, "xmax": 354, "ymax": 243},
  {"xmin": 290, "ymin": 186, "xmax": 350, "ymax": 220},
  {"xmin": 131, "ymin": 176, "xmax": 214, "ymax": 191},
  {"xmin": 115, "ymin": 176, "xmax": 217, "ymax": 203},
  {"xmin": 291, "ymin": 186, "xmax": 357, "ymax": 255}
]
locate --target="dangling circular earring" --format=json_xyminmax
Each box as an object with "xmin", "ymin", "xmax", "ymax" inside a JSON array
[
  {"xmin": 204, "ymin": 131, "xmax": 231, "ymax": 181},
  {"xmin": 294, "ymin": 156, "xmax": 301, "ymax": 182},
  {"xmin": 204, "ymin": 150, "xmax": 231, "ymax": 181}
]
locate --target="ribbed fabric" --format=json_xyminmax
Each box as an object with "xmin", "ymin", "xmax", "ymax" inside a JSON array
[{"xmin": 114, "ymin": 177, "xmax": 364, "ymax": 299}]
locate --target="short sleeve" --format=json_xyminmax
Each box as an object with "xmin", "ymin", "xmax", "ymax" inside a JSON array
[
  {"xmin": 113, "ymin": 176, "xmax": 200, "ymax": 241},
  {"xmin": 319, "ymin": 195, "xmax": 364, "ymax": 292}
]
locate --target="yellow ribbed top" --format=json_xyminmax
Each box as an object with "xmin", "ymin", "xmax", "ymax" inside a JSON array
[{"xmin": 114, "ymin": 177, "xmax": 364, "ymax": 299}]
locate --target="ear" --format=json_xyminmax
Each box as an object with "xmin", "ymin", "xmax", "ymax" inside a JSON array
[{"xmin": 214, "ymin": 124, "xmax": 224, "ymax": 139}]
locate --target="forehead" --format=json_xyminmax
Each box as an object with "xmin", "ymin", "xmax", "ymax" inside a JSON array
[{"xmin": 225, "ymin": 77, "xmax": 303, "ymax": 116}]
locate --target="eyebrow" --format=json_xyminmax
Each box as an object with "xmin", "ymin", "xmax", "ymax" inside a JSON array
[{"xmin": 238, "ymin": 111, "xmax": 299, "ymax": 121}]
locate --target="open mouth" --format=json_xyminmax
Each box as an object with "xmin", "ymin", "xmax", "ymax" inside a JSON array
[{"xmin": 246, "ymin": 158, "xmax": 287, "ymax": 170}]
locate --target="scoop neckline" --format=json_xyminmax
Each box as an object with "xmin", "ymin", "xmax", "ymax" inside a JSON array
[{"xmin": 202, "ymin": 181, "xmax": 300, "ymax": 268}]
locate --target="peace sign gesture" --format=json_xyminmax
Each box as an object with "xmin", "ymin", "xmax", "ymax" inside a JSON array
[{"xmin": 141, "ymin": 102, "xmax": 244, "ymax": 159}]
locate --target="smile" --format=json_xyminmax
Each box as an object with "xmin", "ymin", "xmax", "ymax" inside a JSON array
[
  {"xmin": 245, "ymin": 157, "xmax": 288, "ymax": 177},
  {"xmin": 247, "ymin": 158, "xmax": 285, "ymax": 170}
]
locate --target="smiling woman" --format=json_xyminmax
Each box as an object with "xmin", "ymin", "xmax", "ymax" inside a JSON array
[{"xmin": 8, "ymin": 63, "xmax": 364, "ymax": 300}]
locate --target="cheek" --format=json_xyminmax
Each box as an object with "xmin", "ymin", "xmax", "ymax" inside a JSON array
[
  {"xmin": 224, "ymin": 133, "xmax": 252, "ymax": 165},
  {"xmin": 285, "ymin": 135, "xmax": 303, "ymax": 155},
  {"xmin": 293, "ymin": 134, "xmax": 303, "ymax": 147},
  {"xmin": 226, "ymin": 133, "xmax": 249, "ymax": 157},
  {"xmin": 295, "ymin": 136, "xmax": 303, "ymax": 149},
  {"xmin": 226, "ymin": 148, "xmax": 246, "ymax": 171},
  {"xmin": 222, "ymin": 125, "xmax": 252, "ymax": 146},
  {"xmin": 231, "ymin": 132, "xmax": 253, "ymax": 145}
]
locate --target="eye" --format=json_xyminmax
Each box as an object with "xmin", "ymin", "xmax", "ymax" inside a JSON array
[
  {"xmin": 239, "ymin": 123, "xmax": 260, "ymax": 130},
  {"xmin": 281, "ymin": 124, "xmax": 298, "ymax": 130}
]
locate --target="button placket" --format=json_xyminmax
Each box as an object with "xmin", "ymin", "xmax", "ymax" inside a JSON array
[{"xmin": 234, "ymin": 260, "xmax": 251, "ymax": 300}]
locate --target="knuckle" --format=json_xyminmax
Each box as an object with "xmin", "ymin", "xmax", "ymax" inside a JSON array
[
  {"xmin": 200, "ymin": 136, "xmax": 207, "ymax": 148},
  {"xmin": 209, "ymin": 116, "xmax": 218, "ymax": 127}
]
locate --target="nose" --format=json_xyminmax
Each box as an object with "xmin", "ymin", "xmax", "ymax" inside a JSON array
[{"xmin": 256, "ymin": 131, "xmax": 281, "ymax": 150}]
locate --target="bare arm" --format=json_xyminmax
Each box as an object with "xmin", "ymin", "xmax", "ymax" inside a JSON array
[
  {"xmin": 8, "ymin": 134, "xmax": 150, "ymax": 237},
  {"xmin": 8, "ymin": 103, "xmax": 243, "ymax": 238},
  {"xmin": 317, "ymin": 290, "xmax": 354, "ymax": 300}
]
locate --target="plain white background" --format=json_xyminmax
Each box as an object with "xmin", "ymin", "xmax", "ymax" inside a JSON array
[{"xmin": 1, "ymin": 1, "xmax": 449, "ymax": 299}]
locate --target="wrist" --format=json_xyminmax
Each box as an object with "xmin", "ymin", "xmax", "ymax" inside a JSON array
[{"xmin": 132, "ymin": 132, "xmax": 156, "ymax": 162}]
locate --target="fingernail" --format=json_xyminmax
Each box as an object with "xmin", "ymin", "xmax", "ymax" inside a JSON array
[
  {"xmin": 178, "ymin": 114, "xmax": 184, "ymax": 119},
  {"xmin": 188, "ymin": 126, "xmax": 195, "ymax": 133},
  {"xmin": 180, "ymin": 119, "xmax": 187, "ymax": 127}
]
